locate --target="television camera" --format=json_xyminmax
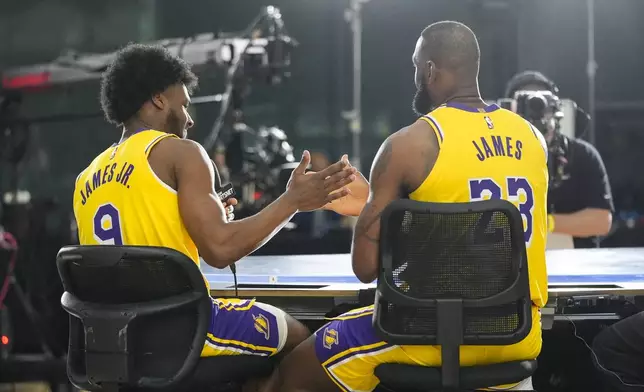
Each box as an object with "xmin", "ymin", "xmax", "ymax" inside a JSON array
[
  {"xmin": 502, "ymin": 90, "xmax": 564, "ymax": 136},
  {"xmin": 498, "ymin": 90, "xmax": 589, "ymax": 190}
]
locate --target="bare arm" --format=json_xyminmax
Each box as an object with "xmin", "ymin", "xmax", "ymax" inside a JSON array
[
  {"xmin": 177, "ymin": 140, "xmax": 295, "ymax": 267},
  {"xmin": 173, "ymin": 140, "xmax": 354, "ymax": 268},
  {"xmin": 552, "ymin": 208, "xmax": 612, "ymax": 237},
  {"xmin": 551, "ymin": 139, "xmax": 613, "ymax": 237},
  {"xmin": 351, "ymin": 127, "xmax": 427, "ymax": 283}
]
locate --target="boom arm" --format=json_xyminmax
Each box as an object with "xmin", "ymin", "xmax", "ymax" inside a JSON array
[
  {"xmin": 1, "ymin": 6, "xmax": 295, "ymax": 90},
  {"xmin": 2, "ymin": 36, "xmax": 276, "ymax": 89}
]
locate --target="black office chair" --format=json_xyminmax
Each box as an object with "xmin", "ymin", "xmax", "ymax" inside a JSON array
[
  {"xmin": 56, "ymin": 245, "xmax": 275, "ymax": 392},
  {"xmin": 373, "ymin": 199, "xmax": 537, "ymax": 392}
]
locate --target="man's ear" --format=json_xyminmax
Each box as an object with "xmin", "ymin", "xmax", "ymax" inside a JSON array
[
  {"xmin": 426, "ymin": 60, "xmax": 437, "ymax": 85},
  {"xmin": 150, "ymin": 93, "xmax": 165, "ymax": 110}
]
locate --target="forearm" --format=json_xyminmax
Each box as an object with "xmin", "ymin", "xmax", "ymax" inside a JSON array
[
  {"xmin": 552, "ymin": 208, "xmax": 612, "ymax": 237},
  {"xmin": 351, "ymin": 202, "xmax": 382, "ymax": 284},
  {"xmin": 206, "ymin": 194, "xmax": 297, "ymax": 267},
  {"xmin": 244, "ymin": 213, "xmax": 294, "ymax": 253}
]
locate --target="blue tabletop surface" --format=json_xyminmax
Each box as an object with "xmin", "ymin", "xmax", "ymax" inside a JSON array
[{"xmin": 201, "ymin": 247, "xmax": 644, "ymax": 287}]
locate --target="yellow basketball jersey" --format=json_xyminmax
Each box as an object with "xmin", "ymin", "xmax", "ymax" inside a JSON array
[
  {"xmin": 73, "ymin": 130, "xmax": 201, "ymax": 273},
  {"xmin": 410, "ymin": 102, "xmax": 548, "ymax": 309}
]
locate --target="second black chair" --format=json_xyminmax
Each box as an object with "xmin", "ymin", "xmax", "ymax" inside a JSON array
[{"xmin": 372, "ymin": 199, "xmax": 538, "ymax": 392}]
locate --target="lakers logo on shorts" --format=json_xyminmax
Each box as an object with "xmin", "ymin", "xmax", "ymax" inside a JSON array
[
  {"xmin": 323, "ymin": 327, "xmax": 339, "ymax": 350},
  {"xmin": 253, "ymin": 313, "xmax": 270, "ymax": 340}
]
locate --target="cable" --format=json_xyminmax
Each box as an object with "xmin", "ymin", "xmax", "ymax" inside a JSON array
[
  {"xmin": 203, "ymin": 6, "xmax": 287, "ymax": 152},
  {"xmin": 562, "ymin": 313, "xmax": 644, "ymax": 388},
  {"xmin": 202, "ymin": 14, "xmax": 262, "ymax": 152},
  {"xmin": 202, "ymin": 33, "xmax": 254, "ymax": 153},
  {"xmin": 230, "ymin": 263, "xmax": 239, "ymax": 298},
  {"xmin": 0, "ymin": 230, "xmax": 18, "ymax": 308}
]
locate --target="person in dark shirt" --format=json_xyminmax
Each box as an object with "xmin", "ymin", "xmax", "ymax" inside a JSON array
[
  {"xmin": 591, "ymin": 311, "xmax": 644, "ymax": 391},
  {"xmin": 505, "ymin": 71, "xmax": 614, "ymax": 248}
]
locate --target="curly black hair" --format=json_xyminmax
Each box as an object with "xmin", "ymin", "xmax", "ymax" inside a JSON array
[{"xmin": 100, "ymin": 43, "xmax": 198, "ymax": 125}]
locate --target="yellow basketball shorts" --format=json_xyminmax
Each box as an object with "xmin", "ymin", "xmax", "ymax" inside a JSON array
[{"xmin": 314, "ymin": 305, "xmax": 542, "ymax": 392}]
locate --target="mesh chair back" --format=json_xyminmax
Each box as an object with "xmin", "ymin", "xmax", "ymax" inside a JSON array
[
  {"xmin": 56, "ymin": 245, "xmax": 211, "ymax": 390},
  {"xmin": 373, "ymin": 199, "xmax": 532, "ymax": 346}
]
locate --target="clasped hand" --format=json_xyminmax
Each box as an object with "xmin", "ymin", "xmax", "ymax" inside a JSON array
[
  {"xmin": 321, "ymin": 156, "xmax": 369, "ymax": 216},
  {"xmin": 285, "ymin": 151, "xmax": 358, "ymax": 212}
]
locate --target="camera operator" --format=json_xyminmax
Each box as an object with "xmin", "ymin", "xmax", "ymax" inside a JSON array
[{"xmin": 504, "ymin": 71, "xmax": 613, "ymax": 248}]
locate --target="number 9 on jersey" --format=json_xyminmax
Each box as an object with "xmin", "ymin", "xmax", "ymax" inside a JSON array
[{"xmin": 93, "ymin": 203, "xmax": 124, "ymax": 245}]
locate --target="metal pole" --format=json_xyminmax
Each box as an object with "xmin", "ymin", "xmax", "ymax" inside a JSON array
[
  {"xmin": 344, "ymin": 0, "xmax": 369, "ymax": 171},
  {"xmin": 586, "ymin": 0, "xmax": 597, "ymax": 145}
]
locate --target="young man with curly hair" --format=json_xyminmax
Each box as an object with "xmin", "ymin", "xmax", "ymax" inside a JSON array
[{"xmin": 72, "ymin": 43, "xmax": 357, "ymax": 390}]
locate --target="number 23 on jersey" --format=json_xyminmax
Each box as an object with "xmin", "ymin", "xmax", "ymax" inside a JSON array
[
  {"xmin": 93, "ymin": 203, "xmax": 124, "ymax": 245},
  {"xmin": 469, "ymin": 177, "xmax": 534, "ymax": 244}
]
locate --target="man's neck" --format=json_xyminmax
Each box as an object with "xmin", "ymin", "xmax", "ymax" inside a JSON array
[
  {"xmin": 445, "ymin": 85, "xmax": 485, "ymax": 107},
  {"xmin": 120, "ymin": 118, "xmax": 156, "ymax": 142}
]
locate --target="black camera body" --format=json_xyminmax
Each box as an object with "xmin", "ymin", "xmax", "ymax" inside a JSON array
[{"xmin": 500, "ymin": 90, "xmax": 563, "ymax": 136}]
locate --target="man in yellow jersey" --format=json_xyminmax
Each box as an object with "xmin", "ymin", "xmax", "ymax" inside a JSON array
[
  {"xmin": 272, "ymin": 21, "xmax": 549, "ymax": 392},
  {"xmin": 73, "ymin": 43, "xmax": 358, "ymax": 389}
]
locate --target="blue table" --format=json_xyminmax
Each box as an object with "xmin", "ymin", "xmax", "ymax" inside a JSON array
[{"xmin": 203, "ymin": 247, "xmax": 644, "ymax": 298}]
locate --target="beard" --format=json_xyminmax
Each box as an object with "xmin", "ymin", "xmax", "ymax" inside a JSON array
[
  {"xmin": 164, "ymin": 109, "xmax": 185, "ymax": 138},
  {"xmin": 412, "ymin": 83, "xmax": 436, "ymax": 117}
]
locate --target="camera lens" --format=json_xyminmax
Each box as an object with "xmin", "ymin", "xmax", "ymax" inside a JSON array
[{"xmin": 527, "ymin": 93, "xmax": 548, "ymax": 116}]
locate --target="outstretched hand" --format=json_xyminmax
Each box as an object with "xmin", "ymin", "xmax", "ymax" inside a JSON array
[{"xmin": 285, "ymin": 151, "xmax": 357, "ymax": 212}]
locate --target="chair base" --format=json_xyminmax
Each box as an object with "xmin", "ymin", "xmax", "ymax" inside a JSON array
[{"xmin": 375, "ymin": 360, "xmax": 537, "ymax": 392}]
